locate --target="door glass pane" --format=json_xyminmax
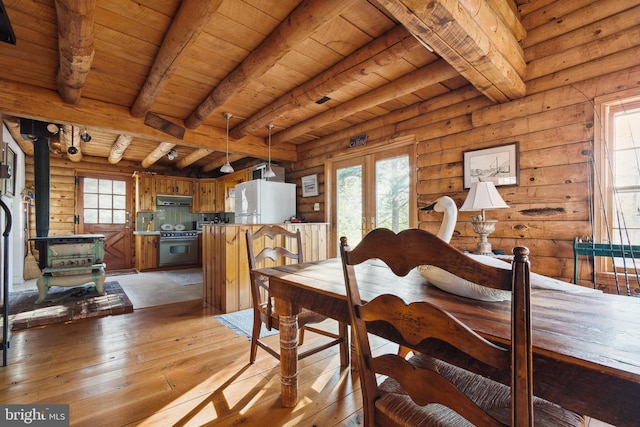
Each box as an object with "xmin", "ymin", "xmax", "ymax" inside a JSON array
[
  {"xmin": 84, "ymin": 178, "xmax": 98, "ymax": 193},
  {"xmin": 98, "ymin": 179, "xmax": 112, "ymax": 193},
  {"xmin": 84, "ymin": 208, "xmax": 98, "ymax": 224},
  {"xmin": 84, "ymin": 193, "xmax": 98, "ymax": 209},
  {"xmin": 113, "ymin": 209, "xmax": 126, "ymax": 224},
  {"xmin": 99, "ymin": 194, "xmax": 112, "ymax": 209},
  {"xmin": 337, "ymin": 165, "xmax": 363, "ymax": 249},
  {"xmin": 113, "ymin": 180, "xmax": 126, "ymax": 195},
  {"xmin": 113, "ymin": 194, "xmax": 126, "ymax": 209},
  {"xmin": 376, "ymin": 155, "xmax": 410, "ymax": 232}
]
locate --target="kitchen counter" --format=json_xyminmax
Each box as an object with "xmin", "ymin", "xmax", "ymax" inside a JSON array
[{"xmin": 201, "ymin": 223, "xmax": 329, "ymax": 313}]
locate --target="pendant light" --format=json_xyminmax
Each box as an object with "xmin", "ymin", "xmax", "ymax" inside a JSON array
[
  {"xmin": 221, "ymin": 112, "xmax": 234, "ymax": 173},
  {"xmin": 264, "ymin": 124, "xmax": 276, "ymax": 178}
]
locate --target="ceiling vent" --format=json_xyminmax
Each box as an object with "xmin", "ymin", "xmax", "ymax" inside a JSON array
[
  {"xmin": 0, "ymin": 0, "xmax": 16, "ymax": 45},
  {"xmin": 315, "ymin": 96, "xmax": 331, "ymax": 105}
]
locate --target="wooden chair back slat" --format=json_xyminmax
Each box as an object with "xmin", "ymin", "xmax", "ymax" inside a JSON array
[{"xmin": 340, "ymin": 228, "xmax": 534, "ymax": 427}]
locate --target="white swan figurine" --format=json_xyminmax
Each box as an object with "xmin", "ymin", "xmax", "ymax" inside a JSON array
[{"xmin": 417, "ymin": 196, "xmax": 600, "ymax": 300}]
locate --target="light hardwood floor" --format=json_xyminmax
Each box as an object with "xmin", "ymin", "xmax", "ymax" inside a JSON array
[
  {"xmin": 2, "ymin": 274, "xmax": 613, "ymax": 426},
  {"xmin": 2, "ymin": 300, "xmax": 368, "ymax": 426}
]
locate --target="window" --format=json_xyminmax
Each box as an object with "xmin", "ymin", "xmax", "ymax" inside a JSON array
[
  {"xmin": 595, "ymin": 90, "xmax": 640, "ymax": 276},
  {"xmin": 83, "ymin": 177, "xmax": 127, "ymax": 224}
]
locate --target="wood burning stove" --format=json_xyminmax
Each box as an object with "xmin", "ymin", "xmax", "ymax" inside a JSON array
[{"xmin": 30, "ymin": 234, "xmax": 106, "ymax": 303}]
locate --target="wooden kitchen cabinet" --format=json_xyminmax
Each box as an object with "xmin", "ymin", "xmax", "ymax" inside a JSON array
[
  {"xmin": 156, "ymin": 176, "xmax": 193, "ymax": 196},
  {"xmin": 135, "ymin": 234, "xmax": 159, "ymax": 271},
  {"xmin": 193, "ymin": 179, "xmax": 224, "ymax": 213},
  {"xmin": 134, "ymin": 173, "xmax": 156, "ymax": 212}
]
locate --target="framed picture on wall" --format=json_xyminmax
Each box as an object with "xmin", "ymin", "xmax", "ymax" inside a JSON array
[
  {"xmin": 301, "ymin": 174, "xmax": 319, "ymax": 197},
  {"xmin": 463, "ymin": 142, "xmax": 519, "ymax": 189},
  {"xmin": 2, "ymin": 143, "xmax": 16, "ymax": 197}
]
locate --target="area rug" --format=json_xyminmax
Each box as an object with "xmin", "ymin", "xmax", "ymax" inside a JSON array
[
  {"xmin": 7, "ymin": 281, "xmax": 133, "ymax": 330},
  {"xmin": 162, "ymin": 268, "xmax": 203, "ymax": 286},
  {"xmin": 215, "ymin": 308, "xmax": 279, "ymax": 341}
]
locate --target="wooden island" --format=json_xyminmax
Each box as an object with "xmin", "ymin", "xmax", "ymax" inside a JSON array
[{"xmin": 201, "ymin": 223, "xmax": 329, "ymax": 313}]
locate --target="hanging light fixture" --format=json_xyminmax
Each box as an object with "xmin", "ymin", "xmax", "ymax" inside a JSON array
[
  {"xmin": 221, "ymin": 112, "xmax": 234, "ymax": 173},
  {"xmin": 264, "ymin": 124, "xmax": 276, "ymax": 178},
  {"xmin": 67, "ymin": 126, "xmax": 78, "ymax": 155}
]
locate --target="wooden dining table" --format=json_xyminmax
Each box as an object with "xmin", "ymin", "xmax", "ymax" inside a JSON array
[{"xmin": 255, "ymin": 257, "xmax": 640, "ymax": 427}]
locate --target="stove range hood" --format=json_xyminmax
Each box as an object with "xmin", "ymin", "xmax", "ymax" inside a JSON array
[{"xmin": 156, "ymin": 195, "xmax": 192, "ymax": 207}]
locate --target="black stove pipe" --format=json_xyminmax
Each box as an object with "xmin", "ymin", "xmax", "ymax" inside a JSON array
[{"xmin": 33, "ymin": 137, "xmax": 50, "ymax": 238}]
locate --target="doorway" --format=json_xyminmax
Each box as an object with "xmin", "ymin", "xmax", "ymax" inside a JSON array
[
  {"xmin": 329, "ymin": 143, "xmax": 416, "ymax": 255},
  {"xmin": 75, "ymin": 173, "xmax": 133, "ymax": 271}
]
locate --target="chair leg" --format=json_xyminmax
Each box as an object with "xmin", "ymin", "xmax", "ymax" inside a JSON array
[
  {"xmin": 298, "ymin": 327, "xmax": 305, "ymax": 346},
  {"xmin": 338, "ymin": 321, "xmax": 349, "ymax": 367},
  {"xmin": 249, "ymin": 316, "xmax": 262, "ymax": 364}
]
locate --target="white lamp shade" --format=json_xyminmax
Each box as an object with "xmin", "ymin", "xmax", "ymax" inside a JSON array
[
  {"xmin": 220, "ymin": 161, "xmax": 234, "ymax": 173},
  {"xmin": 460, "ymin": 181, "xmax": 509, "ymax": 211}
]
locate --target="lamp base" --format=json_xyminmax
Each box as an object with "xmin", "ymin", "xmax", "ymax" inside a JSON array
[{"xmin": 470, "ymin": 217, "xmax": 497, "ymax": 256}]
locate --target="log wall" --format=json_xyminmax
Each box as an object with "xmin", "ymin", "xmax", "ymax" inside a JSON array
[{"xmin": 292, "ymin": 0, "xmax": 640, "ymax": 293}]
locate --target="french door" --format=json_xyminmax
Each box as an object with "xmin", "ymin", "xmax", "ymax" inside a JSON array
[{"xmin": 329, "ymin": 144, "xmax": 416, "ymax": 255}]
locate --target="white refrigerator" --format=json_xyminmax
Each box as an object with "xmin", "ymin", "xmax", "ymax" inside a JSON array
[{"xmin": 234, "ymin": 180, "xmax": 296, "ymax": 224}]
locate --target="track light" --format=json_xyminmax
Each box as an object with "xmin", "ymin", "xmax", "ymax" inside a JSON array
[
  {"xmin": 166, "ymin": 149, "xmax": 177, "ymax": 161},
  {"xmin": 80, "ymin": 128, "xmax": 92, "ymax": 142},
  {"xmin": 221, "ymin": 112, "xmax": 234, "ymax": 173},
  {"xmin": 264, "ymin": 124, "xmax": 276, "ymax": 178}
]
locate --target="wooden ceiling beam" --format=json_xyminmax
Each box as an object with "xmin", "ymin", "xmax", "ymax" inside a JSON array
[
  {"xmin": 271, "ymin": 60, "xmax": 459, "ymax": 144},
  {"xmin": 374, "ymin": 0, "xmax": 526, "ymax": 102},
  {"xmin": 0, "ymin": 79, "xmax": 297, "ymax": 162},
  {"xmin": 184, "ymin": 0, "xmax": 358, "ymax": 129},
  {"xmin": 130, "ymin": 0, "xmax": 223, "ymax": 118},
  {"xmin": 141, "ymin": 142, "xmax": 176, "ymax": 169},
  {"xmin": 54, "ymin": 0, "xmax": 96, "ymax": 105},
  {"xmin": 176, "ymin": 148, "xmax": 214, "ymax": 169},
  {"xmin": 59, "ymin": 125, "xmax": 83, "ymax": 162},
  {"xmin": 108, "ymin": 135, "xmax": 134, "ymax": 164},
  {"xmin": 2, "ymin": 116, "xmax": 34, "ymax": 156},
  {"xmin": 229, "ymin": 25, "xmax": 423, "ymax": 140}
]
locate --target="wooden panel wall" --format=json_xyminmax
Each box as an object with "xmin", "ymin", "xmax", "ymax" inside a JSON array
[{"xmin": 293, "ymin": 1, "xmax": 640, "ymax": 293}]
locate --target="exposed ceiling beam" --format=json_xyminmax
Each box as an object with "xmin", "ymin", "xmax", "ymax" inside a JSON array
[
  {"xmin": 184, "ymin": 0, "xmax": 359, "ymax": 129},
  {"xmin": 373, "ymin": 0, "xmax": 526, "ymax": 102},
  {"xmin": 0, "ymin": 78, "xmax": 297, "ymax": 162},
  {"xmin": 176, "ymin": 148, "xmax": 214, "ymax": 169},
  {"xmin": 108, "ymin": 135, "xmax": 134, "ymax": 164},
  {"xmin": 54, "ymin": 0, "xmax": 96, "ymax": 105},
  {"xmin": 2, "ymin": 116, "xmax": 34, "ymax": 156},
  {"xmin": 141, "ymin": 142, "xmax": 176, "ymax": 168},
  {"xmin": 59, "ymin": 125, "xmax": 83, "ymax": 162},
  {"xmin": 272, "ymin": 60, "xmax": 459, "ymax": 144},
  {"xmin": 229, "ymin": 24, "xmax": 423, "ymax": 140},
  {"xmin": 130, "ymin": 0, "xmax": 223, "ymax": 118}
]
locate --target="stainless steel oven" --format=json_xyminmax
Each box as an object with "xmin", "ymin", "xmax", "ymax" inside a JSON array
[{"xmin": 158, "ymin": 231, "xmax": 199, "ymax": 267}]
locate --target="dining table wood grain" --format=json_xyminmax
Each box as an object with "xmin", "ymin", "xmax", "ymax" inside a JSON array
[{"xmin": 256, "ymin": 257, "xmax": 640, "ymax": 426}]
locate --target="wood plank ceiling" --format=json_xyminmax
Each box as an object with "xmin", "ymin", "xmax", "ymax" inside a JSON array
[{"xmin": 0, "ymin": 0, "xmax": 526, "ymax": 176}]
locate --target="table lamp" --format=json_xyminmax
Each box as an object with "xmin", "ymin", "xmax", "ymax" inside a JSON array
[{"xmin": 460, "ymin": 180, "xmax": 509, "ymax": 255}]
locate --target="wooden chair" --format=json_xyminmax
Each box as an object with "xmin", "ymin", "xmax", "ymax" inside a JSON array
[
  {"xmin": 246, "ymin": 225, "xmax": 348, "ymax": 364},
  {"xmin": 340, "ymin": 228, "xmax": 585, "ymax": 427}
]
